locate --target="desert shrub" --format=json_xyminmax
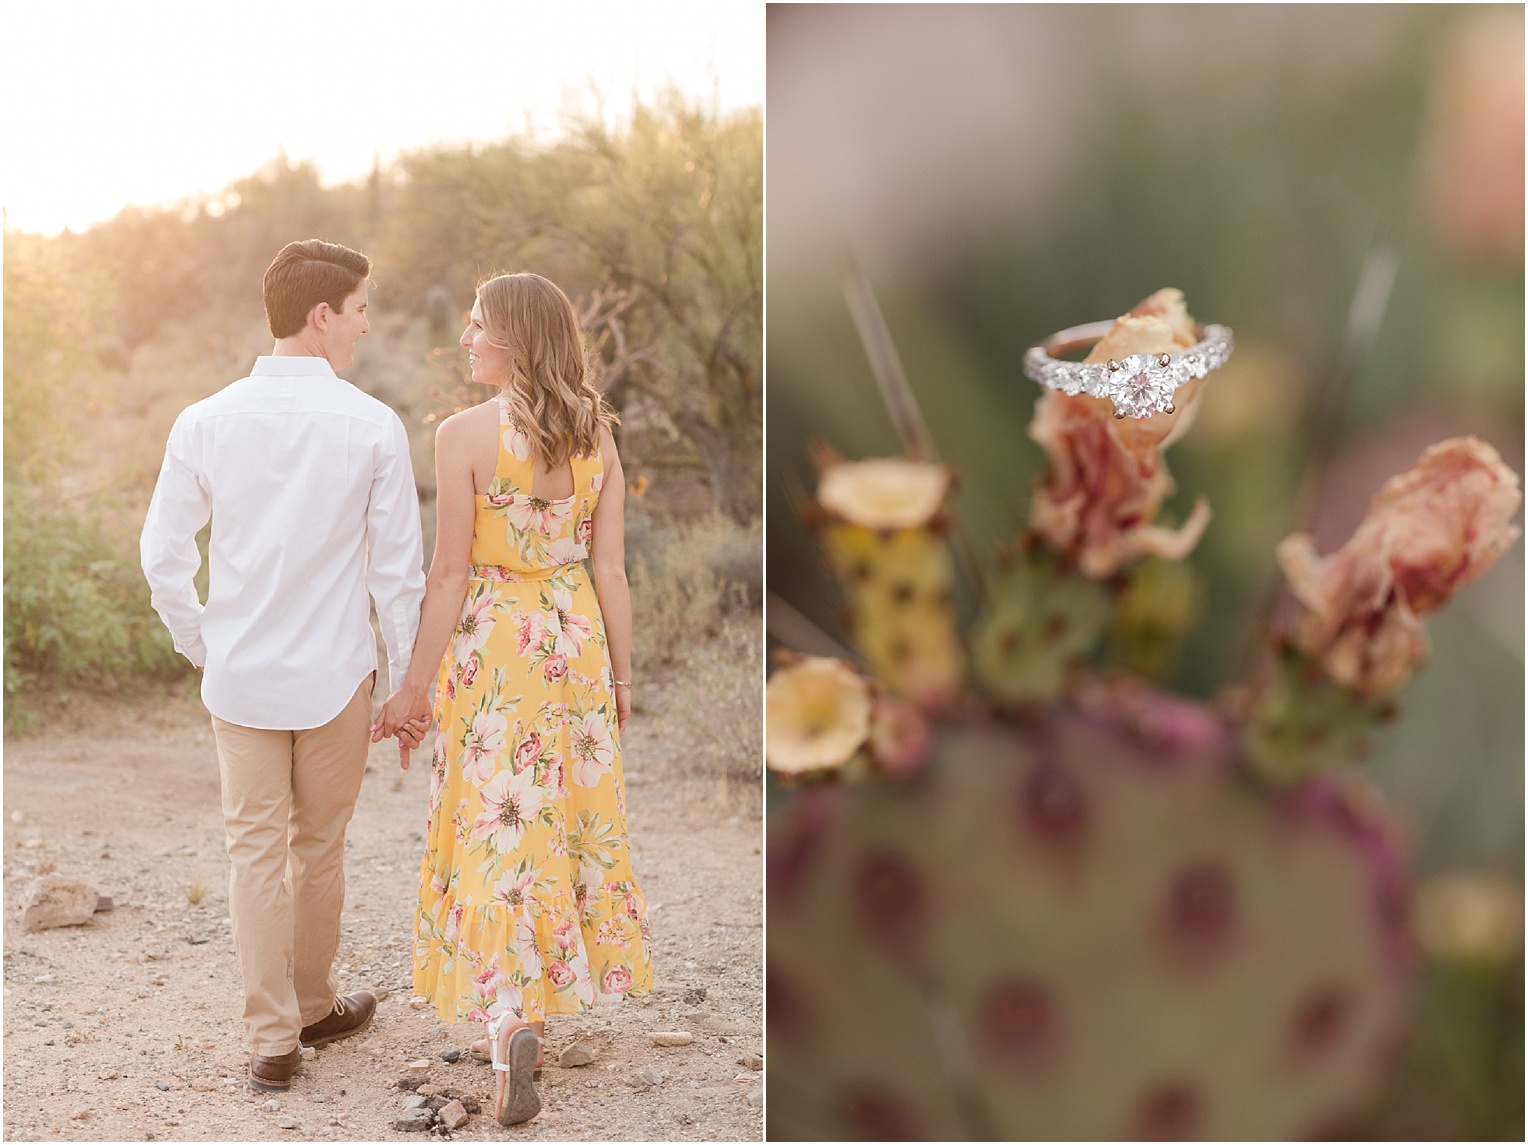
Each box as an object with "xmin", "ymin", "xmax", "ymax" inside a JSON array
[
  {"xmin": 4, "ymin": 231, "xmax": 190, "ymax": 724},
  {"xmin": 629, "ymin": 512, "xmax": 760, "ymax": 668},
  {"xmin": 657, "ymin": 614, "xmax": 762, "ymax": 806},
  {"xmin": 3, "ymin": 483, "xmax": 189, "ymax": 708}
]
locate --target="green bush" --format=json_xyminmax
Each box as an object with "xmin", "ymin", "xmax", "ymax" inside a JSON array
[{"xmin": 4, "ymin": 483, "xmax": 190, "ymax": 707}]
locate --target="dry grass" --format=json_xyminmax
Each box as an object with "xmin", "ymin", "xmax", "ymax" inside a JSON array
[
  {"xmin": 186, "ymin": 871, "xmax": 211, "ymax": 906},
  {"xmin": 630, "ymin": 513, "xmax": 760, "ymax": 669},
  {"xmin": 638, "ymin": 614, "xmax": 761, "ymax": 817},
  {"xmin": 625, "ymin": 511, "xmax": 761, "ymax": 814}
]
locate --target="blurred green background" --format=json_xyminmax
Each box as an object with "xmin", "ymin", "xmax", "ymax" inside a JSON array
[{"xmin": 767, "ymin": 5, "xmax": 1521, "ymax": 1138}]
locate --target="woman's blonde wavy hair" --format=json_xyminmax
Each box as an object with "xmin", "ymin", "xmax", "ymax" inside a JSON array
[{"xmin": 476, "ymin": 272, "xmax": 617, "ymax": 467}]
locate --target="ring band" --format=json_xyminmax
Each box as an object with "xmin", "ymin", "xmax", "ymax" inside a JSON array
[{"xmin": 1023, "ymin": 321, "xmax": 1233, "ymax": 419}]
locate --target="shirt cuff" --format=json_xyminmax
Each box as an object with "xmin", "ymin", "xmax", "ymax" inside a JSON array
[{"xmin": 178, "ymin": 636, "xmax": 208, "ymax": 670}]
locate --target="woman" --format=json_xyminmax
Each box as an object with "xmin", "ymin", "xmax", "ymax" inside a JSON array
[{"xmin": 374, "ymin": 273, "xmax": 653, "ymax": 1126}]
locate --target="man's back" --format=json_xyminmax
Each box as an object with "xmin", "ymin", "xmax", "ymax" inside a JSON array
[{"xmin": 142, "ymin": 356, "xmax": 424, "ymax": 730}]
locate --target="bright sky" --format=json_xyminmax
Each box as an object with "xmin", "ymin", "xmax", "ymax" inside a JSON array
[{"xmin": 1, "ymin": 1, "xmax": 763, "ymax": 236}]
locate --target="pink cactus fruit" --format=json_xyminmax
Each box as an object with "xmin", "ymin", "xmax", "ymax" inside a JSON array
[
  {"xmin": 867, "ymin": 692, "xmax": 934, "ymax": 780},
  {"xmin": 767, "ymin": 688, "xmax": 1412, "ymax": 1140}
]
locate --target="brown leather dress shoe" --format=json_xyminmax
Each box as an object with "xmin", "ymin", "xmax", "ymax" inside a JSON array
[
  {"xmin": 249, "ymin": 1048, "xmax": 302, "ymax": 1091},
  {"xmin": 299, "ymin": 991, "xmax": 377, "ymax": 1047}
]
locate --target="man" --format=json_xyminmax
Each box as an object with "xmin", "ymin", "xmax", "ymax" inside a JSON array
[{"xmin": 141, "ymin": 239, "xmax": 426, "ymax": 1091}]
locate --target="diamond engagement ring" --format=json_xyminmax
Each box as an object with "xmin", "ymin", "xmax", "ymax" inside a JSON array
[{"xmin": 1023, "ymin": 321, "xmax": 1234, "ymax": 419}]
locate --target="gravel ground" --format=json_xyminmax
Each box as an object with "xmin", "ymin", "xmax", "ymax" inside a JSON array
[{"xmin": 2, "ymin": 682, "xmax": 762, "ymax": 1141}]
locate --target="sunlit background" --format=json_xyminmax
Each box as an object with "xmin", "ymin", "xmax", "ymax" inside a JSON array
[
  {"xmin": 2, "ymin": 0, "xmax": 763, "ymax": 235},
  {"xmin": 767, "ymin": 4, "xmax": 1521, "ymax": 1140}
]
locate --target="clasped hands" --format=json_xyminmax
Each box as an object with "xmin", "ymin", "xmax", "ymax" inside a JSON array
[{"xmin": 371, "ymin": 681, "xmax": 434, "ymax": 770}]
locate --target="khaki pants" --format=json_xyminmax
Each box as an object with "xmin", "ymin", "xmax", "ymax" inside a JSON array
[{"xmin": 210, "ymin": 675, "xmax": 374, "ymax": 1055}]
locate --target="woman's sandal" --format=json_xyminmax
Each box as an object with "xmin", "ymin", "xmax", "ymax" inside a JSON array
[
  {"xmin": 485, "ymin": 1014, "xmax": 541, "ymax": 1127},
  {"xmin": 470, "ymin": 1037, "xmax": 542, "ymax": 1079}
]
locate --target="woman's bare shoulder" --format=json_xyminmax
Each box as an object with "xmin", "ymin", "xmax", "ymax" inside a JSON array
[
  {"xmin": 597, "ymin": 424, "xmax": 620, "ymax": 462},
  {"xmin": 436, "ymin": 397, "xmax": 500, "ymax": 442}
]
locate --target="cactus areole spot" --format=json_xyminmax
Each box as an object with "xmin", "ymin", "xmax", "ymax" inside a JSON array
[
  {"xmin": 854, "ymin": 850, "xmax": 924, "ymax": 942},
  {"xmin": 1022, "ymin": 764, "xmax": 1087, "ymax": 838},
  {"xmin": 983, "ymin": 977, "xmax": 1057, "ymax": 1060},
  {"xmin": 1132, "ymin": 1081, "xmax": 1203, "ymax": 1140},
  {"xmin": 766, "ymin": 967, "xmax": 810, "ymax": 1043},
  {"xmin": 1288, "ymin": 983, "xmax": 1352, "ymax": 1061},
  {"xmin": 840, "ymin": 1088, "xmax": 919, "ymax": 1141},
  {"xmin": 769, "ymin": 807, "xmax": 825, "ymax": 901},
  {"xmin": 1168, "ymin": 860, "xmax": 1236, "ymax": 940}
]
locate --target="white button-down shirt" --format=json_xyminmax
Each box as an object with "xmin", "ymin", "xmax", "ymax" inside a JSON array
[{"xmin": 140, "ymin": 356, "xmax": 426, "ymax": 730}]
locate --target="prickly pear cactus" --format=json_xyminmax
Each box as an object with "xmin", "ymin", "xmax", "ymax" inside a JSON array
[
  {"xmin": 767, "ymin": 288, "xmax": 1521, "ymax": 1140},
  {"xmin": 768, "ymin": 688, "xmax": 1410, "ymax": 1140}
]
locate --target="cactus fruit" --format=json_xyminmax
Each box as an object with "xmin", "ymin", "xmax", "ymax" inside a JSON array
[
  {"xmin": 971, "ymin": 543, "xmax": 1112, "ymax": 707},
  {"xmin": 807, "ymin": 457, "xmax": 964, "ymax": 709},
  {"xmin": 1110, "ymin": 555, "xmax": 1202, "ymax": 681},
  {"xmin": 1242, "ymin": 648, "xmax": 1392, "ymax": 787},
  {"xmin": 767, "ymin": 677, "xmax": 1412, "ymax": 1140}
]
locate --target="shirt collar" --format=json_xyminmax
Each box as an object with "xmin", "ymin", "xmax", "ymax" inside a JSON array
[{"xmin": 251, "ymin": 356, "xmax": 338, "ymax": 378}]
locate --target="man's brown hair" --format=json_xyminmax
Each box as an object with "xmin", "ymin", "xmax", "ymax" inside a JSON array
[{"xmin": 262, "ymin": 240, "xmax": 371, "ymax": 338}]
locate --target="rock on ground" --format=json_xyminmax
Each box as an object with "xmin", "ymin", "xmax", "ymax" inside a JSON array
[
  {"xmin": 559, "ymin": 1041, "xmax": 597, "ymax": 1067},
  {"xmin": 649, "ymin": 1030, "xmax": 694, "ymax": 1047},
  {"xmin": 439, "ymin": 1099, "xmax": 469, "ymax": 1130},
  {"xmin": 21, "ymin": 874, "xmax": 100, "ymax": 931},
  {"xmin": 392, "ymin": 1108, "xmax": 434, "ymax": 1132}
]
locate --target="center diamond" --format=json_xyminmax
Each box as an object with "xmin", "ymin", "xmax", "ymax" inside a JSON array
[{"xmin": 1110, "ymin": 354, "xmax": 1175, "ymax": 418}]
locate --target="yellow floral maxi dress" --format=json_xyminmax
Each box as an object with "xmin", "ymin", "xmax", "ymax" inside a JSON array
[{"xmin": 415, "ymin": 396, "xmax": 653, "ymax": 1025}]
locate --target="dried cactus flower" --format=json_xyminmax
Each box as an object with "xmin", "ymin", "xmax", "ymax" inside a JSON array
[
  {"xmin": 1087, "ymin": 287, "xmax": 1208, "ymax": 448},
  {"xmin": 1026, "ymin": 289, "xmax": 1213, "ymax": 579},
  {"xmin": 1415, "ymin": 871, "xmax": 1524, "ymax": 966},
  {"xmin": 1277, "ymin": 436, "xmax": 1522, "ymax": 699},
  {"xmin": 1028, "ymin": 395, "xmax": 1211, "ymax": 579},
  {"xmin": 765, "ymin": 656, "xmax": 873, "ymax": 776},
  {"xmin": 816, "ymin": 457, "xmax": 951, "ymax": 529},
  {"xmin": 1090, "ymin": 286, "xmax": 1197, "ymax": 357}
]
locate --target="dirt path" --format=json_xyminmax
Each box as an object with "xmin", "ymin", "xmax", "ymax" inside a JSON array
[{"xmin": 2, "ymin": 684, "xmax": 762, "ymax": 1142}]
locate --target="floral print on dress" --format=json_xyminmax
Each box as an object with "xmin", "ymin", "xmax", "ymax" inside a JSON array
[{"xmin": 414, "ymin": 394, "xmax": 652, "ymax": 1025}]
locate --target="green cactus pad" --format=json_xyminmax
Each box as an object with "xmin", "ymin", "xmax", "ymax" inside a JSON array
[
  {"xmin": 768, "ymin": 696, "xmax": 1412, "ymax": 1140},
  {"xmin": 971, "ymin": 547, "xmax": 1113, "ymax": 707}
]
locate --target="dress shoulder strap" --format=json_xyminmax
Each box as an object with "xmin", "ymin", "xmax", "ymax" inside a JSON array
[
  {"xmin": 570, "ymin": 445, "xmax": 605, "ymax": 498},
  {"xmin": 495, "ymin": 394, "xmax": 534, "ymax": 486}
]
